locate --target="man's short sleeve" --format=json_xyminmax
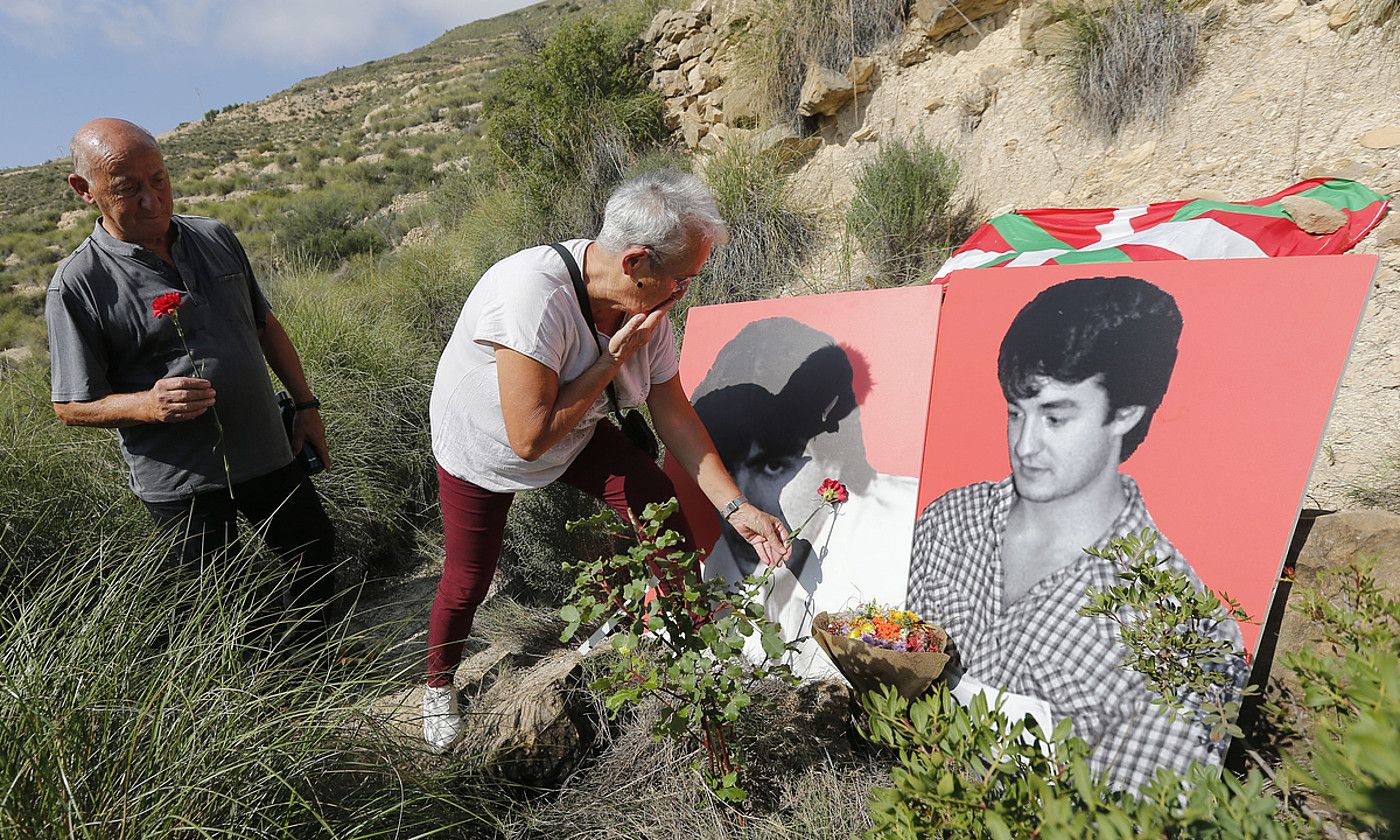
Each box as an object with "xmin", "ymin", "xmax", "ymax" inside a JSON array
[
  {"xmin": 46, "ymin": 282, "xmax": 111, "ymax": 402},
  {"xmin": 647, "ymin": 315, "xmax": 679, "ymax": 385}
]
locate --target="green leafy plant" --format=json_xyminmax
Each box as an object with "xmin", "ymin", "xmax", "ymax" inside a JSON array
[
  {"xmin": 1080, "ymin": 527, "xmax": 1253, "ymax": 743},
  {"xmin": 861, "ymin": 532, "xmax": 1400, "ymax": 837},
  {"xmin": 1281, "ymin": 562, "xmax": 1400, "ymax": 835},
  {"xmin": 560, "ymin": 498, "xmax": 801, "ymax": 802},
  {"xmin": 862, "ymin": 682, "xmax": 1306, "ymax": 839},
  {"xmin": 845, "ymin": 137, "xmax": 973, "ymax": 287}
]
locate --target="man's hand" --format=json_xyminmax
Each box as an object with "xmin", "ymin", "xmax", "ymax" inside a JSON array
[
  {"xmin": 146, "ymin": 377, "xmax": 215, "ymax": 423},
  {"xmin": 293, "ymin": 408, "xmax": 333, "ymax": 472},
  {"xmin": 727, "ymin": 504, "xmax": 791, "ymax": 568}
]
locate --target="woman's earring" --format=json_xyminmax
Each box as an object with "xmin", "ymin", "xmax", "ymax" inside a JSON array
[{"xmin": 636, "ymin": 281, "xmax": 644, "ymax": 288}]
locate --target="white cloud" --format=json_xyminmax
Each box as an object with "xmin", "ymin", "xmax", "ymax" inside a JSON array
[
  {"xmin": 0, "ymin": 0, "xmax": 530, "ymax": 65},
  {"xmin": 214, "ymin": 0, "xmax": 532, "ymax": 65}
]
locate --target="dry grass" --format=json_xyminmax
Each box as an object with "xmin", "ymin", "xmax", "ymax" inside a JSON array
[
  {"xmin": 1066, "ymin": 0, "xmax": 1200, "ymax": 137},
  {"xmin": 731, "ymin": 0, "xmax": 907, "ymax": 128}
]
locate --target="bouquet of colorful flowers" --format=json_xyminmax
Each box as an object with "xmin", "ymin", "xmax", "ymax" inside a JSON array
[
  {"xmin": 813, "ymin": 603, "xmax": 954, "ymax": 700},
  {"xmin": 823, "ymin": 604, "xmax": 947, "ymax": 654}
]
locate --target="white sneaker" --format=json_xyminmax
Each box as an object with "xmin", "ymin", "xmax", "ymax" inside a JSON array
[{"xmin": 422, "ymin": 684, "xmax": 463, "ymax": 754}]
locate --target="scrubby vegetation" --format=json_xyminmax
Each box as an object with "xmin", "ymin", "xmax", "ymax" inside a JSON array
[
  {"xmin": 846, "ymin": 136, "xmax": 974, "ymax": 287},
  {"xmin": 731, "ymin": 0, "xmax": 907, "ymax": 128},
  {"xmin": 1065, "ymin": 0, "xmax": 1201, "ymax": 137}
]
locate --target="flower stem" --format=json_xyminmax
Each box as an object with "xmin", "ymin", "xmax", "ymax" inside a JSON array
[{"xmin": 171, "ymin": 312, "xmax": 235, "ymax": 500}]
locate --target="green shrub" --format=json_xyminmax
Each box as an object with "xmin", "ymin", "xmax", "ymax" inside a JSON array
[
  {"xmin": 267, "ymin": 182, "xmax": 390, "ymax": 267},
  {"xmin": 846, "ymin": 137, "xmax": 972, "ymax": 287},
  {"xmin": 483, "ymin": 15, "xmax": 666, "ymax": 216},
  {"xmin": 861, "ymin": 535, "xmax": 1399, "ymax": 838},
  {"xmin": 1066, "ymin": 0, "xmax": 1200, "ymax": 137}
]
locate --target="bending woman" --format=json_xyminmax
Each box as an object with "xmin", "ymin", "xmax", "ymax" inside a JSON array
[{"xmin": 423, "ymin": 170, "xmax": 790, "ymax": 751}]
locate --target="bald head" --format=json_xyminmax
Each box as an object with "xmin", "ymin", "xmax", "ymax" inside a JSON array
[
  {"xmin": 67, "ymin": 118, "xmax": 173, "ymax": 250},
  {"xmin": 70, "ymin": 118, "xmax": 160, "ymax": 181}
]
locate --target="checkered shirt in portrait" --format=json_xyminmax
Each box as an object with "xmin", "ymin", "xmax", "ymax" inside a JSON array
[{"xmin": 907, "ymin": 475, "xmax": 1247, "ymax": 792}]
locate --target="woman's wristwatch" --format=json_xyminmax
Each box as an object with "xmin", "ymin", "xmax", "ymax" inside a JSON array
[{"xmin": 719, "ymin": 494, "xmax": 748, "ymax": 520}]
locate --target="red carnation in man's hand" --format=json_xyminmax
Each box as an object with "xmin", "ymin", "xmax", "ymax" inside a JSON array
[
  {"xmin": 818, "ymin": 478, "xmax": 849, "ymax": 505},
  {"xmin": 152, "ymin": 292, "xmax": 183, "ymax": 319}
]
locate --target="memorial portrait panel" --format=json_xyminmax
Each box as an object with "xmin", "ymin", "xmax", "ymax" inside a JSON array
[
  {"xmin": 667, "ymin": 285, "xmax": 944, "ymax": 677},
  {"xmin": 911, "ymin": 254, "xmax": 1375, "ymax": 790}
]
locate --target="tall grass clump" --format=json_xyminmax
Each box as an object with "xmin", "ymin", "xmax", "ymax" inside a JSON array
[
  {"xmin": 266, "ymin": 260, "xmax": 443, "ymax": 577},
  {"xmin": 670, "ymin": 139, "xmax": 816, "ymax": 333},
  {"xmin": 846, "ymin": 137, "xmax": 973, "ymax": 287},
  {"xmin": 0, "ymin": 542, "xmax": 497, "ymax": 838},
  {"xmin": 0, "ymin": 361, "xmax": 150, "ymax": 570},
  {"xmin": 732, "ymin": 0, "xmax": 907, "ymax": 128},
  {"xmin": 1066, "ymin": 0, "xmax": 1200, "ymax": 137}
]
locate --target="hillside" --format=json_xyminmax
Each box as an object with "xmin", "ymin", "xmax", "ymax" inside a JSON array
[
  {"xmin": 636, "ymin": 0, "xmax": 1400, "ymax": 510},
  {"xmin": 0, "ymin": 0, "xmax": 609, "ymax": 351}
]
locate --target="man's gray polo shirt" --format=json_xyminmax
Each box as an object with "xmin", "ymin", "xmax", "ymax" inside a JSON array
[{"xmin": 46, "ymin": 215, "xmax": 292, "ymax": 502}]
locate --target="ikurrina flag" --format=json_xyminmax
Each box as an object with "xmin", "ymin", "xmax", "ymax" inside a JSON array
[{"xmin": 934, "ymin": 178, "xmax": 1390, "ymax": 281}]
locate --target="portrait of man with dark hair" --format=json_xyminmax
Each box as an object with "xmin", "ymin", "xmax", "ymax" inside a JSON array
[
  {"xmin": 694, "ymin": 316, "xmax": 921, "ymax": 676},
  {"xmin": 906, "ymin": 275, "xmax": 1246, "ymax": 792}
]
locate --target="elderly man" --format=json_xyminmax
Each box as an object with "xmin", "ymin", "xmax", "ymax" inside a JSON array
[
  {"xmin": 906, "ymin": 276, "xmax": 1245, "ymax": 792},
  {"xmin": 46, "ymin": 117, "xmax": 336, "ymax": 643}
]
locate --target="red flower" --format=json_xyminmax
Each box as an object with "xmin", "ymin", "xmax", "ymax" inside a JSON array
[
  {"xmin": 152, "ymin": 292, "xmax": 183, "ymax": 319},
  {"xmin": 818, "ymin": 478, "xmax": 849, "ymax": 505}
]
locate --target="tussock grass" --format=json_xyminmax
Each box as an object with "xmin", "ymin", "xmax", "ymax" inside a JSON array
[
  {"xmin": 846, "ymin": 137, "xmax": 976, "ymax": 287},
  {"xmin": 0, "ymin": 541, "xmax": 496, "ymax": 839},
  {"xmin": 1066, "ymin": 0, "xmax": 1200, "ymax": 137},
  {"xmin": 731, "ymin": 0, "xmax": 907, "ymax": 128},
  {"xmin": 670, "ymin": 139, "xmax": 817, "ymax": 334}
]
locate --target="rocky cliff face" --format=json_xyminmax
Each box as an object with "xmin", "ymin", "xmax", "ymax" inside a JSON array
[{"xmin": 644, "ymin": 0, "xmax": 1400, "ymax": 507}]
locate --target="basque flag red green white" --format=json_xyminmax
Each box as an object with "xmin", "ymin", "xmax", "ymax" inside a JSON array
[{"xmin": 934, "ymin": 178, "xmax": 1390, "ymax": 281}]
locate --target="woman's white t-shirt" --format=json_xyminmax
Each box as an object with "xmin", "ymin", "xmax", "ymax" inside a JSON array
[{"xmin": 430, "ymin": 239, "xmax": 679, "ymax": 492}]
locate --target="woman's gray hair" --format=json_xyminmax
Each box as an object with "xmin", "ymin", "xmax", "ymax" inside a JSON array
[{"xmin": 596, "ymin": 170, "xmax": 728, "ymax": 263}]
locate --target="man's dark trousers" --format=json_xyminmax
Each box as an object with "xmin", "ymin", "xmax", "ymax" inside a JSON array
[{"xmin": 143, "ymin": 461, "xmax": 337, "ymax": 645}]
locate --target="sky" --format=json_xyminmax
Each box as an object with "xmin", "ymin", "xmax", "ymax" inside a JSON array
[{"xmin": 0, "ymin": 0, "xmax": 538, "ymax": 170}]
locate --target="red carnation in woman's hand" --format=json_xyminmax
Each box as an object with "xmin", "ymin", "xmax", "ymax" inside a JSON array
[
  {"xmin": 152, "ymin": 292, "xmax": 183, "ymax": 318},
  {"xmin": 786, "ymin": 477, "xmax": 849, "ymax": 545},
  {"xmin": 818, "ymin": 478, "xmax": 849, "ymax": 505}
]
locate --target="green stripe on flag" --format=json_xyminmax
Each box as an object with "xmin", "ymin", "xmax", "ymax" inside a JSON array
[
  {"xmin": 1172, "ymin": 179, "xmax": 1388, "ymax": 223},
  {"xmin": 1298, "ymin": 179, "xmax": 1391, "ymax": 211},
  {"xmin": 990, "ymin": 213, "xmax": 1073, "ymax": 251},
  {"xmin": 1053, "ymin": 247, "xmax": 1133, "ymax": 266},
  {"xmin": 1171, "ymin": 200, "xmax": 1287, "ymax": 223}
]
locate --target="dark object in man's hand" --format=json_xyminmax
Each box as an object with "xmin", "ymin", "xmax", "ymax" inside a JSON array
[{"xmin": 276, "ymin": 391, "xmax": 326, "ymax": 475}]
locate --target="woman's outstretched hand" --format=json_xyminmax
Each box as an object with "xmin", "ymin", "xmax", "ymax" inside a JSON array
[{"xmin": 727, "ymin": 504, "xmax": 791, "ymax": 568}]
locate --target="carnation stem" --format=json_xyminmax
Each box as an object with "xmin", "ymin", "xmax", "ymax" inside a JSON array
[{"xmin": 171, "ymin": 312, "xmax": 235, "ymax": 500}]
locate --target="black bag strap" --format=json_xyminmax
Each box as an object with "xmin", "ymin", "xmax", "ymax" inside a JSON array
[{"xmin": 547, "ymin": 242, "xmax": 622, "ymax": 416}]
